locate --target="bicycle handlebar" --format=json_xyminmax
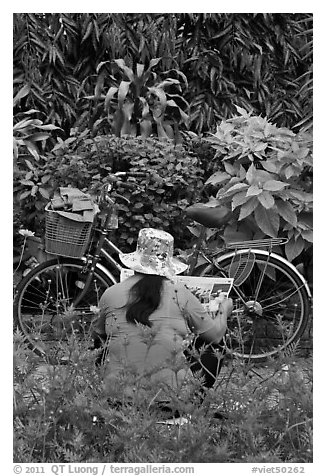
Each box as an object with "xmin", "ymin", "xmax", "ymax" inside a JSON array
[
  {"xmin": 107, "ymin": 171, "xmax": 148, "ymax": 181},
  {"xmin": 99, "ymin": 171, "xmax": 148, "ymax": 205},
  {"xmin": 104, "ymin": 171, "xmax": 148, "ymax": 189}
]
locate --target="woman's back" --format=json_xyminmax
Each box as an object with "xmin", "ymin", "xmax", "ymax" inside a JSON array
[{"xmin": 100, "ymin": 275, "xmax": 194, "ymax": 378}]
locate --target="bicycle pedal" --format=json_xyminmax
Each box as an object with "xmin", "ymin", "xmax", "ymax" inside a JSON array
[{"xmin": 228, "ymin": 252, "xmax": 255, "ymax": 286}]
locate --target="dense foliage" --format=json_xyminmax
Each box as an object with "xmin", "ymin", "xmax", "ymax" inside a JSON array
[
  {"xmin": 13, "ymin": 15, "xmax": 313, "ymax": 464},
  {"xmin": 14, "ymin": 13, "xmax": 312, "ymax": 136},
  {"xmin": 14, "ymin": 331, "xmax": 312, "ymax": 463},
  {"xmin": 200, "ymin": 107, "xmax": 313, "ymax": 262},
  {"xmin": 13, "ymin": 13, "xmax": 313, "ymax": 272},
  {"xmin": 13, "ymin": 132, "xmax": 203, "ymax": 250}
]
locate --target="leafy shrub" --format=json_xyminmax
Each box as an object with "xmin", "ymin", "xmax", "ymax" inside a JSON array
[
  {"xmin": 13, "ymin": 88, "xmax": 61, "ymax": 244},
  {"xmin": 14, "ymin": 331, "xmax": 313, "ymax": 463},
  {"xmin": 13, "ymin": 131, "xmax": 204, "ymax": 250},
  {"xmin": 201, "ymin": 106, "xmax": 313, "ymax": 262}
]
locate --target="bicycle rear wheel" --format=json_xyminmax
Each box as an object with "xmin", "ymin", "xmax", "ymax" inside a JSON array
[
  {"xmin": 13, "ymin": 258, "xmax": 116, "ymax": 361},
  {"xmin": 199, "ymin": 250, "xmax": 311, "ymax": 361}
]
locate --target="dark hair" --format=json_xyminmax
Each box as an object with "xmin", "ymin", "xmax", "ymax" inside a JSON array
[{"xmin": 126, "ymin": 274, "xmax": 166, "ymax": 327}]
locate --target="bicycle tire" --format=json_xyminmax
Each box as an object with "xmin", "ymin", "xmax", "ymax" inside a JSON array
[
  {"xmin": 13, "ymin": 258, "xmax": 116, "ymax": 361},
  {"xmin": 199, "ymin": 250, "xmax": 311, "ymax": 361}
]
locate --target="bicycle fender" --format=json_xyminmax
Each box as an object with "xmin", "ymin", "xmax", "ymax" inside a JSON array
[
  {"xmin": 215, "ymin": 249, "xmax": 312, "ymax": 298},
  {"xmin": 95, "ymin": 263, "xmax": 118, "ymax": 285}
]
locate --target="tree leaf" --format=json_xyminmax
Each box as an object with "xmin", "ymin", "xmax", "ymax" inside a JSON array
[
  {"xmin": 118, "ymin": 81, "xmax": 131, "ymax": 107},
  {"xmin": 166, "ymin": 99, "xmax": 189, "ymax": 123},
  {"xmin": 239, "ymin": 197, "xmax": 259, "ymax": 220},
  {"xmin": 224, "ymin": 161, "xmax": 236, "ymax": 175},
  {"xmin": 263, "ymin": 180, "xmax": 288, "ymax": 191},
  {"xmin": 114, "ymin": 59, "xmax": 134, "ymax": 81},
  {"xmin": 246, "ymin": 185, "xmax": 261, "ymax": 196},
  {"xmin": 301, "ymin": 229, "xmax": 313, "ymax": 243},
  {"xmin": 28, "ymin": 133, "xmax": 50, "ymax": 142},
  {"xmin": 39, "ymin": 187, "xmax": 50, "ymax": 199},
  {"xmin": 285, "ymin": 165, "xmax": 295, "ymax": 179},
  {"xmin": 285, "ymin": 236, "xmax": 305, "ymax": 262},
  {"xmin": 245, "ymin": 163, "xmax": 256, "ymax": 185},
  {"xmin": 290, "ymin": 190, "xmax": 313, "ymax": 203},
  {"xmin": 81, "ymin": 20, "xmax": 93, "ymax": 43},
  {"xmin": 136, "ymin": 63, "xmax": 145, "ymax": 77},
  {"xmin": 254, "ymin": 142, "xmax": 267, "ymax": 152},
  {"xmin": 24, "ymin": 159, "xmax": 35, "ymax": 170},
  {"xmin": 205, "ymin": 171, "xmax": 230, "ymax": 185},
  {"xmin": 35, "ymin": 124, "xmax": 61, "ymax": 131},
  {"xmin": 13, "ymin": 119, "xmax": 36, "ymax": 131},
  {"xmin": 96, "ymin": 60, "xmax": 110, "ymax": 74},
  {"xmin": 235, "ymin": 105, "xmax": 249, "ymax": 116},
  {"xmin": 20, "ymin": 190, "xmax": 31, "ymax": 200},
  {"xmin": 20, "ymin": 179, "xmax": 34, "ymax": 186},
  {"xmin": 262, "ymin": 161, "xmax": 278, "ymax": 173},
  {"xmin": 41, "ymin": 175, "xmax": 51, "ymax": 184},
  {"xmin": 254, "ymin": 204, "xmax": 279, "ymax": 237},
  {"xmin": 148, "ymin": 87, "xmax": 167, "ymax": 109},
  {"xmin": 31, "ymin": 185, "xmax": 39, "ymax": 196},
  {"xmin": 232, "ymin": 191, "xmax": 249, "ymax": 209},
  {"xmin": 298, "ymin": 211, "xmax": 313, "ymax": 228},
  {"xmin": 223, "ymin": 183, "xmax": 248, "ymax": 197},
  {"xmin": 25, "ymin": 143, "xmax": 40, "ymax": 160},
  {"xmin": 276, "ymin": 200, "xmax": 297, "ymax": 227},
  {"xmin": 13, "ymin": 84, "xmax": 30, "ymax": 107},
  {"xmin": 148, "ymin": 58, "xmax": 161, "ymax": 70},
  {"xmin": 239, "ymin": 164, "xmax": 247, "ymax": 180},
  {"xmin": 258, "ymin": 191, "xmax": 275, "ymax": 209},
  {"xmin": 104, "ymin": 87, "xmax": 118, "ymax": 110}
]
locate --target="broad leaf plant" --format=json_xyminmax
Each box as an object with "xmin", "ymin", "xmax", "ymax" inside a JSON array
[{"xmin": 202, "ymin": 106, "xmax": 312, "ymax": 262}]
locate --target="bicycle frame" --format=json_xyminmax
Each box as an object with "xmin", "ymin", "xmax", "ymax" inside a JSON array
[
  {"xmin": 71, "ymin": 197, "xmax": 311, "ymax": 310},
  {"xmin": 71, "ymin": 199, "xmax": 125, "ymax": 306},
  {"xmin": 184, "ymin": 225, "xmax": 311, "ymax": 307}
]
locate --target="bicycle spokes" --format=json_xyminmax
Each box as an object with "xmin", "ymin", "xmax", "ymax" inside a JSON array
[
  {"xmin": 15, "ymin": 261, "xmax": 109, "ymax": 359},
  {"xmin": 201, "ymin": 251, "xmax": 310, "ymax": 360}
]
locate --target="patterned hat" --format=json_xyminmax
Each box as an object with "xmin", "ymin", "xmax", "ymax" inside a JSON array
[{"xmin": 119, "ymin": 228, "xmax": 188, "ymax": 279}]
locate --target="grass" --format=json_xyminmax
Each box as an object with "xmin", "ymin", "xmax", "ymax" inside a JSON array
[{"xmin": 13, "ymin": 330, "xmax": 313, "ymax": 463}]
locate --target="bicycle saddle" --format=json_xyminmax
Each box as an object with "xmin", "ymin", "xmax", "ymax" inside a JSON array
[{"xmin": 185, "ymin": 204, "xmax": 232, "ymax": 228}]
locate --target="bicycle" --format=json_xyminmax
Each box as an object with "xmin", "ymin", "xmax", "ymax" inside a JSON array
[{"xmin": 13, "ymin": 171, "xmax": 312, "ymax": 362}]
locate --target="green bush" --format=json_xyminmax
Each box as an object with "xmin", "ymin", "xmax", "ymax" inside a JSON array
[
  {"xmin": 14, "ymin": 331, "xmax": 313, "ymax": 463},
  {"xmin": 13, "ymin": 110, "xmax": 313, "ymax": 267},
  {"xmin": 13, "ymin": 132, "xmax": 204, "ymax": 250},
  {"xmin": 200, "ymin": 107, "xmax": 313, "ymax": 262}
]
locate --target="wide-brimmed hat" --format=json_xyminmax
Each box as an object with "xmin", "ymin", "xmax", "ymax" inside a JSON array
[{"xmin": 119, "ymin": 228, "xmax": 188, "ymax": 279}]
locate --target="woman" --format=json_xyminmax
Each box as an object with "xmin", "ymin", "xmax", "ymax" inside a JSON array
[{"xmin": 93, "ymin": 228, "xmax": 233, "ymax": 410}]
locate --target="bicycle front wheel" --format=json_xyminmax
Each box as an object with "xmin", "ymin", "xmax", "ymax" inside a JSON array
[
  {"xmin": 200, "ymin": 250, "xmax": 311, "ymax": 361},
  {"xmin": 13, "ymin": 258, "xmax": 116, "ymax": 360}
]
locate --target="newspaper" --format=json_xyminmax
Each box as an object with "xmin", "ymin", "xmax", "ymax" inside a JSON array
[{"xmin": 120, "ymin": 268, "xmax": 233, "ymax": 312}]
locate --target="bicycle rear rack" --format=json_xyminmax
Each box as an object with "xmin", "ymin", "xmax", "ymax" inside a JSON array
[{"xmin": 225, "ymin": 237, "xmax": 288, "ymax": 250}]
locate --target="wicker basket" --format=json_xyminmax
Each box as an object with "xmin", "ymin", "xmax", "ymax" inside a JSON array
[{"xmin": 45, "ymin": 205, "xmax": 93, "ymax": 258}]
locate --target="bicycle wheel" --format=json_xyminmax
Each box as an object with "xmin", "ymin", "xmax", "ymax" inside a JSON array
[
  {"xmin": 13, "ymin": 258, "xmax": 116, "ymax": 360},
  {"xmin": 199, "ymin": 250, "xmax": 311, "ymax": 361}
]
